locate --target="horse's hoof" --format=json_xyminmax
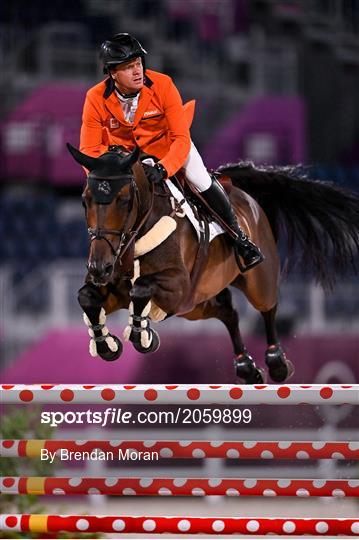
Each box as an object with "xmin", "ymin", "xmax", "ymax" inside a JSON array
[
  {"xmin": 146, "ymin": 329, "xmax": 160, "ymax": 353},
  {"xmin": 237, "ymin": 365, "xmax": 266, "ymax": 384},
  {"xmin": 234, "ymin": 351, "xmax": 266, "ymax": 384},
  {"xmin": 132, "ymin": 328, "xmax": 160, "ymax": 354},
  {"xmin": 97, "ymin": 335, "xmax": 123, "ymax": 362},
  {"xmin": 265, "ymin": 345, "xmax": 294, "ymax": 382}
]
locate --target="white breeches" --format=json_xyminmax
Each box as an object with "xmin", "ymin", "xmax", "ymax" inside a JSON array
[{"xmin": 182, "ymin": 141, "xmax": 212, "ymax": 192}]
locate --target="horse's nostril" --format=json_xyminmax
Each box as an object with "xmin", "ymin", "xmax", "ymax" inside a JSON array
[
  {"xmin": 104, "ymin": 263, "xmax": 114, "ymax": 276},
  {"xmin": 87, "ymin": 261, "xmax": 113, "ymax": 280},
  {"xmin": 87, "ymin": 262, "xmax": 101, "ymax": 277}
]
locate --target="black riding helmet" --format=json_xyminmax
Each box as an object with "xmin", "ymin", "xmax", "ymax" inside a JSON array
[{"xmin": 100, "ymin": 33, "xmax": 147, "ymax": 74}]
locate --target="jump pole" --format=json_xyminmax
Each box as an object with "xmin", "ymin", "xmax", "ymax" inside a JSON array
[
  {"xmin": 1, "ymin": 515, "xmax": 359, "ymax": 536},
  {"xmin": 2, "ymin": 477, "xmax": 358, "ymax": 497},
  {"xmin": 1, "ymin": 384, "xmax": 358, "ymax": 404},
  {"xmin": 2, "ymin": 439, "xmax": 358, "ymax": 459}
]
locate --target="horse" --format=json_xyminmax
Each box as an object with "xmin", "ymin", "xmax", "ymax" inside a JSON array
[{"xmin": 67, "ymin": 144, "xmax": 359, "ymax": 384}]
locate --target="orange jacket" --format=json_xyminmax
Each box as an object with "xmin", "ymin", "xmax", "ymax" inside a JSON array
[{"xmin": 80, "ymin": 69, "xmax": 195, "ymax": 177}]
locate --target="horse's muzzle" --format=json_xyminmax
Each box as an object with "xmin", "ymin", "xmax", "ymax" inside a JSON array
[{"xmin": 87, "ymin": 261, "xmax": 114, "ymax": 285}]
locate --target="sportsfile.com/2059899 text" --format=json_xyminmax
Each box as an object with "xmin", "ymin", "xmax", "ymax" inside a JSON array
[{"xmin": 41, "ymin": 407, "xmax": 253, "ymax": 427}]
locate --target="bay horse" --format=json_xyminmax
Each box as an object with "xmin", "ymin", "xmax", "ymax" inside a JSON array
[{"xmin": 67, "ymin": 144, "xmax": 359, "ymax": 384}]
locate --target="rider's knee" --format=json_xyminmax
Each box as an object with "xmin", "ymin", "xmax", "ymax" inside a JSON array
[{"xmin": 183, "ymin": 141, "xmax": 212, "ymax": 192}]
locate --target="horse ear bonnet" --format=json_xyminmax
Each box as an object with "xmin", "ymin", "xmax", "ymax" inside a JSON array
[
  {"xmin": 66, "ymin": 144, "xmax": 140, "ymax": 203},
  {"xmin": 66, "ymin": 143, "xmax": 98, "ymax": 171}
]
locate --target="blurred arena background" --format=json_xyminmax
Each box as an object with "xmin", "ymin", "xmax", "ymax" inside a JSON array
[
  {"xmin": 1, "ymin": 0, "xmax": 359, "ymax": 380},
  {"xmin": 0, "ymin": 0, "xmax": 358, "ymax": 384},
  {"xmin": 0, "ymin": 2, "xmax": 358, "ymax": 535}
]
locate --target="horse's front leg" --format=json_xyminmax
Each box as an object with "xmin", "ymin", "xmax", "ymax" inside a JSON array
[
  {"xmin": 78, "ymin": 282, "xmax": 123, "ymax": 361},
  {"xmin": 123, "ymin": 274, "xmax": 161, "ymax": 354}
]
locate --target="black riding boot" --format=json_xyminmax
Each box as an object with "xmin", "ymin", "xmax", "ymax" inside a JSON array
[{"xmin": 201, "ymin": 180, "xmax": 264, "ymax": 272}]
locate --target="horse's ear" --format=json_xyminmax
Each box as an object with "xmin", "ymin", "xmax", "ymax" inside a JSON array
[
  {"xmin": 120, "ymin": 146, "xmax": 140, "ymax": 170},
  {"xmin": 66, "ymin": 143, "xmax": 98, "ymax": 172}
]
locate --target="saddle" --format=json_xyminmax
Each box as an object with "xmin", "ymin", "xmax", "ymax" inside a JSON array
[
  {"xmin": 180, "ymin": 169, "xmax": 233, "ymax": 194},
  {"xmin": 140, "ymin": 152, "xmax": 233, "ymax": 230},
  {"xmin": 115, "ymin": 148, "xmax": 232, "ymax": 231},
  {"xmin": 175, "ymin": 169, "xmax": 233, "ymax": 219}
]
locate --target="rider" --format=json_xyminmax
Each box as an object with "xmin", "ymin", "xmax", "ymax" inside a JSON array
[{"xmin": 80, "ymin": 33, "xmax": 263, "ymax": 271}]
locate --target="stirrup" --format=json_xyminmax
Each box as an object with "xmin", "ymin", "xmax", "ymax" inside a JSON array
[{"xmin": 234, "ymin": 246, "xmax": 264, "ymax": 273}]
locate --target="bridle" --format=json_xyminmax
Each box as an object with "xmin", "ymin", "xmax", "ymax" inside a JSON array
[{"xmin": 87, "ymin": 174, "xmax": 154, "ymax": 266}]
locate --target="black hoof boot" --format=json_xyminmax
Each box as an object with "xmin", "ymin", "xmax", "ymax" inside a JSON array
[
  {"xmin": 265, "ymin": 344, "xmax": 294, "ymax": 383},
  {"xmin": 131, "ymin": 328, "xmax": 160, "ymax": 354},
  {"xmin": 234, "ymin": 350, "xmax": 266, "ymax": 384},
  {"xmin": 97, "ymin": 335, "xmax": 123, "ymax": 361}
]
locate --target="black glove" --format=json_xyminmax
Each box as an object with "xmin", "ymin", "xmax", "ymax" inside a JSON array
[
  {"xmin": 108, "ymin": 145, "xmax": 122, "ymax": 153},
  {"xmin": 145, "ymin": 162, "xmax": 168, "ymax": 183}
]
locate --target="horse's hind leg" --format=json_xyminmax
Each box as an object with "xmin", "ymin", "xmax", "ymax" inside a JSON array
[
  {"xmin": 216, "ymin": 289, "xmax": 266, "ymax": 383},
  {"xmin": 124, "ymin": 275, "xmax": 160, "ymax": 354},
  {"xmin": 183, "ymin": 288, "xmax": 265, "ymax": 384},
  {"xmin": 261, "ymin": 305, "xmax": 294, "ymax": 382},
  {"xmin": 78, "ymin": 283, "xmax": 123, "ymax": 361}
]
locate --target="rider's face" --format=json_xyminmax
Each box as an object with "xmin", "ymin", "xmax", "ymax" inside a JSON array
[{"xmin": 110, "ymin": 57, "xmax": 144, "ymax": 94}]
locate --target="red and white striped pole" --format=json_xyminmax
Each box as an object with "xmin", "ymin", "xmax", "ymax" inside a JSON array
[
  {"xmin": 1, "ymin": 515, "xmax": 359, "ymax": 535},
  {"xmin": 2, "ymin": 477, "xmax": 358, "ymax": 497},
  {"xmin": 1, "ymin": 384, "xmax": 358, "ymax": 405},
  {"xmin": 2, "ymin": 439, "xmax": 358, "ymax": 459}
]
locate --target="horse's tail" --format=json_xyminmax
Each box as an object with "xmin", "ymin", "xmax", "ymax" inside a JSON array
[{"xmin": 218, "ymin": 162, "xmax": 359, "ymax": 288}]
